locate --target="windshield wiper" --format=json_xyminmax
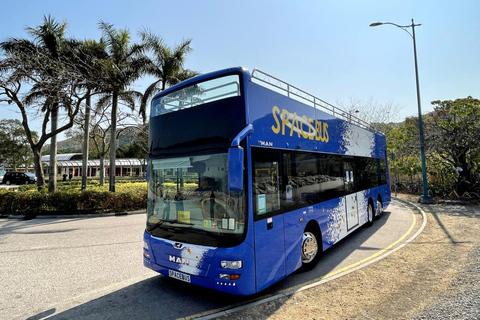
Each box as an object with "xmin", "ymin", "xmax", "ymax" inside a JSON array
[
  {"xmin": 147, "ymin": 219, "xmax": 196, "ymax": 232},
  {"xmin": 147, "ymin": 219, "xmax": 172, "ymax": 232}
]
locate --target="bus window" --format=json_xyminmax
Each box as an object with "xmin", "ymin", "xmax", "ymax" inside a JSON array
[
  {"xmin": 293, "ymin": 153, "xmax": 321, "ymax": 205},
  {"xmin": 153, "ymin": 75, "xmax": 241, "ymax": 116},
  {"xmin": 378, "ymin": 158, "xmax": 387, "ymax": 185},
  {"xmin": 253, "ymin": 161, "xmax": 281, "ymax": 217},
  {"xmin": 318, "ymin": 155, "xmax": 344, "ymax": 201},
  {"xmin": 146, "ymin": 153, "xmax": 246, "ymax": 247},
  {"xmin": 281, "ymin": 152, "xmax": 321, "ymax": 211}
]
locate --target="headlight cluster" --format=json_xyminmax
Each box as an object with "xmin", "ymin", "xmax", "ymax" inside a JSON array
[
  {"xmin": 220, "ymin": 260, "xmax": 242, "ymax": 269},
  {"xmin": 143, "ymin": 241, "xmax": 150, "ymax": 259},
  {"xmin": 218, "ymin": 260, "xmax": 242, "ymax": 281}
]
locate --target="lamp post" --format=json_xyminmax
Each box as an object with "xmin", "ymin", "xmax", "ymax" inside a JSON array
[{"xmin": 370, "ymin": 19, "xmax": 434, "ymax": 204}]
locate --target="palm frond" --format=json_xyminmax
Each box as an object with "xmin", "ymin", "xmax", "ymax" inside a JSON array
[
  {"xmin": 139, "ymin": 80, "xmax": 162, "ymax": 121},
  {"xmin": 96, "ymin": 94, "xmax": 112, "ymax": 109}
]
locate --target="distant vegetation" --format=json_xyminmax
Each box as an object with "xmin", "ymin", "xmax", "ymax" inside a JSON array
[{"xmin": 386, "ymin": 96, "xmax": 480, "ymax": 199}]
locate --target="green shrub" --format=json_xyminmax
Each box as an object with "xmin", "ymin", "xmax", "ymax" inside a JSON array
[
  {"xmin": 46, "ymin": 191, "xmax": 80, "ymax": 214},
  {"xmin": 0, "ymin": 183, "xmax": 147, "ymax": 216}
]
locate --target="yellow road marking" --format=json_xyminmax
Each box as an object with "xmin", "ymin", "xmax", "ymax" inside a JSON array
[{"xmin": 320, "ymin": 207, "xmax": 416, "ymax": 280}]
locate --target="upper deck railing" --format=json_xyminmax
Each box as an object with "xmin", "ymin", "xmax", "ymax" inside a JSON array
[{"xmin": 250, "ymin": 69, "xmax": 372, "ymax": 131}]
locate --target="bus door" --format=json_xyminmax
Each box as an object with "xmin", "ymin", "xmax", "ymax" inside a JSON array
[
  {"xmin": 253, "ymin": 159, "xmax": 286, "ymax": 292},
  {"xmin": 344, "ymin": 158, "xmax": 359, "ymax": 230}
]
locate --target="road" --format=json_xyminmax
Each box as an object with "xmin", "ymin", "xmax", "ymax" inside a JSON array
[{"xmin": 0, "ymin": 200, "xmax": 421, "ymax": 320}]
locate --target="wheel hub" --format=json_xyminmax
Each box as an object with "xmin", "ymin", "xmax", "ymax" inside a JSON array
[{"xmin": 302, "ymin": 232, "xmax": 318, "ymax": 263}]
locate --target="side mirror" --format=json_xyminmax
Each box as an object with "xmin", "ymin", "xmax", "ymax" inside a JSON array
[{"xmin": 228, "ymin": 147, "xmax": 244, "ymax": 191}]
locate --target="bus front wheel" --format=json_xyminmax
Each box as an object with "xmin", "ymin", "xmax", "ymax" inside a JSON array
[{"xmin": 301, "ymin": 230, "xmax": 321, "ymax": 270}]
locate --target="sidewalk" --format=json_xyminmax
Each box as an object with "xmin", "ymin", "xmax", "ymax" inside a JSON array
[{"xmin": 210, "ymin": 196, "xmax": 480, "ymax": 320}]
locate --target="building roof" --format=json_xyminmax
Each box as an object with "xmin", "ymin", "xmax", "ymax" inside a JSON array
[
  {"xmin": 42, "ymin": 153, "xmax": 83, "ymax": 161},
  {"xmin": 42, "ymin": 154, "xmax": 145, "ymax": 167}
]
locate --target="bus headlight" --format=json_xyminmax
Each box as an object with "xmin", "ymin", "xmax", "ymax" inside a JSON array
[
  {"xmin": 220, "ymin": 260, "xmax": 242, "ymax": 269},
  {"xmin": 143, "ymin": 241, "xmax": 150, "ymax": 259}
]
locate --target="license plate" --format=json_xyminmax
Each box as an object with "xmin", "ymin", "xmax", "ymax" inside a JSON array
[{"xmin": 169, "ymin": 270, "xmax": 191, "ymax": 283}]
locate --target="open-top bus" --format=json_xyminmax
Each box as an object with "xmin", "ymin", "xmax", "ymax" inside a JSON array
[{"xmin": 143, "ymin": 67, "xmax": 391, "ymax": 295}]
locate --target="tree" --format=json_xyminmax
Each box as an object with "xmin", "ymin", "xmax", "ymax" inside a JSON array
[
  {"xmin": 0, "ymin": 119, "xmax": 37, "ymax": 170},
  {"xmin": 87, "ymin": 109, "xmax": 111, "ymax": 186},
  {"xmin": 115, "ymin": 122, "xmax": 149, "ymax": 175},
  {"xmin": 0, "ymin": 16, "xmax": 84, "ymax": 187},
  {"xmin": 386, "ymin": 116, "xmax": 423, "ymax": 189},
  {"xmin": 139, "ymin": 28, "xmax": 198, "ymax": 121},
  {"xmin": 337, "ymin": 97, "xmax": 403, "ymax": 134},
  {"xmin": 98, "ymin": 21, "xmax": 147, "ymax": 192},
  {"xmin": 23, "ymin": 16, "xmax": 73, "ymax": 192},
  {"xmin": 427, "ymin": 96, "xmax": 480, "ymax": 194},
  {"xmin": 71, "ymin": 39, "xmax": 109, "ymax": 190}
]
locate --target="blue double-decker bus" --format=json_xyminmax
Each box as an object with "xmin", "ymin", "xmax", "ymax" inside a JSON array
[{"xmin": 143, "ymin": 67, "xmax": 391, "ymax": 295}]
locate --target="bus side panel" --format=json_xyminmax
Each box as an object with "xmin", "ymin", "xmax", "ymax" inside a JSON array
[
  {"xmin": 382, "ymin": 184, "xmax": 391, "ymax": 209},
  {"xmin": 353, "ymin": 187, "xmax": 389, "ymax": 228},
  {"xmin": 317, "ymin": 197, "xmax": 349, "ymax": 251},
  {"xmin": 254, "ymin": 215, "xmax": 286, "ymax": 292},
  {"xmin": 283, "ymin": 207, "xmax": 308, "ymax": 275},
  {"xmin": 246, "ymin": 83, "xmax": 337, "ymax": 153},
  {"xmin": 210, "ymin": 242, "xmax": 256, "ymax": 295},
  {"xmin": 284, "ymin": 186, "xmax": 389, "ymax": 266}
]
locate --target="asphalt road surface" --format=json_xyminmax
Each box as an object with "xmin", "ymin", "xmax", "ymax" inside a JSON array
[{"xmin": 0, "ymin": 200, "xmax": 420, "ymax": 320}]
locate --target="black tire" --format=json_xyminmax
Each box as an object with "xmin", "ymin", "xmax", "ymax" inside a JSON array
[
  {"xmin": 365, "ymin": 200, "xmax": 374, "ymax": 227},
  {"xmin": 375, "ymin": 197, "xmax": 383, "ymax": 220},
  {"xmin": 300, "ymin": 230, "xmax": 322, "ymax": 271},
  {"xmin": 6, "ymin": 180, "xmax": 11, "ymax": 185}
]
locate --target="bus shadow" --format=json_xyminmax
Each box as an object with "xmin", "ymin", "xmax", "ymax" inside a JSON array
[
  {"xmin": 43, "ymin": 275, "xmax": 256, "ymax": 320},
  {"xmin": 40, "ymin": 212, "xmax": 393, "ymax": 320}
]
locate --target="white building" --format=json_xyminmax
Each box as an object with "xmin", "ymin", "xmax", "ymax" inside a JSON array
[{"xmin": 41, "ymin": 154, "xmax": 146, "ymax": 178}]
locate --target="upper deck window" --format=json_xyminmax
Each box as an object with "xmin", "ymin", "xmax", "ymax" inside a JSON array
[{"xmin": 152, "ymin": 74, "xmax": 241, "ymax": 116}]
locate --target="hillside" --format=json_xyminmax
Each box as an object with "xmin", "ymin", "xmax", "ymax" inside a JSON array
[{"xmin": 45, "ymin": 128, "xmax": 138, "ymax": 153}]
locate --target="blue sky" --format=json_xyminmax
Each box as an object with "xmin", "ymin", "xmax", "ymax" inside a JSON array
[{"xmin": 1, "ymin": 0, "xmax": 479, "ymax": 136}]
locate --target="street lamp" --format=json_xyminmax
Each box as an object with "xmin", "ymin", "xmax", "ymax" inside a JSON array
[{"xmin": 370, "ymin": 19, "xmax": 434, "ymax": 204}]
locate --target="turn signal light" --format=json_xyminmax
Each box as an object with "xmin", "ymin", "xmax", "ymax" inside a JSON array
[{"xmin": 219, "ymin": 274, "xmax": 241, "ymax": 280}]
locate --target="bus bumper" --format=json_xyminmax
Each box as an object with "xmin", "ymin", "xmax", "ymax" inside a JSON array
[{"xmin": 143, "ymin": 234, "xmax": 256, "ymax": 295}]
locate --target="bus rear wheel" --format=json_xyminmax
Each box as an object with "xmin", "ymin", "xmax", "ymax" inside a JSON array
[
  {"xmin": 375, "ymin": 197, "xmax": 383, "ymax": 219},
  {"xmin": 365, "ymin": 200, "xmax": 374, "ymax": 227},
  {"xmin": 301, "ymin": 231, "xmax": 321, "ymax": 270}
]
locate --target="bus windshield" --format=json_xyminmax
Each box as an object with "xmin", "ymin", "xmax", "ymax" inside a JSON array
[
  {"xmin": 146, "ymin": 153, "xmax": 246, "ymax": 247},
  {"xmin": 151, "ymin": 74, "xmax": 241, "ymax": 116}
]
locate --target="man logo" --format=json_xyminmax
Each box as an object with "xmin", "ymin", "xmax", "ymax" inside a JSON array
[
  {"xmin": 173, "ymin": 243, "xmax": 183, "ymax": 249},
  {"xmin": 169, "ymin": 255, "xmax": 189, "ymax": 265}
]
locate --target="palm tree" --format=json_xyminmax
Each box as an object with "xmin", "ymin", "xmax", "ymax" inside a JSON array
[
  {"xmin": 25, "ymin": 16, "xmax": 68, "ymax": 192},
  {"xmin": 72, "ymin": 39, "xmax": 109, "ymax": 190},
  {"xmin": 98, "ymin": 21, "xmax": 148, "ymax": 192},
  {"xmin": 139, "ymin": 28, "xmax": 198, "ymax": 121},
  {"xmin": 0, "ymin": 15, "xmax": 83, "ymax": 189}
]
